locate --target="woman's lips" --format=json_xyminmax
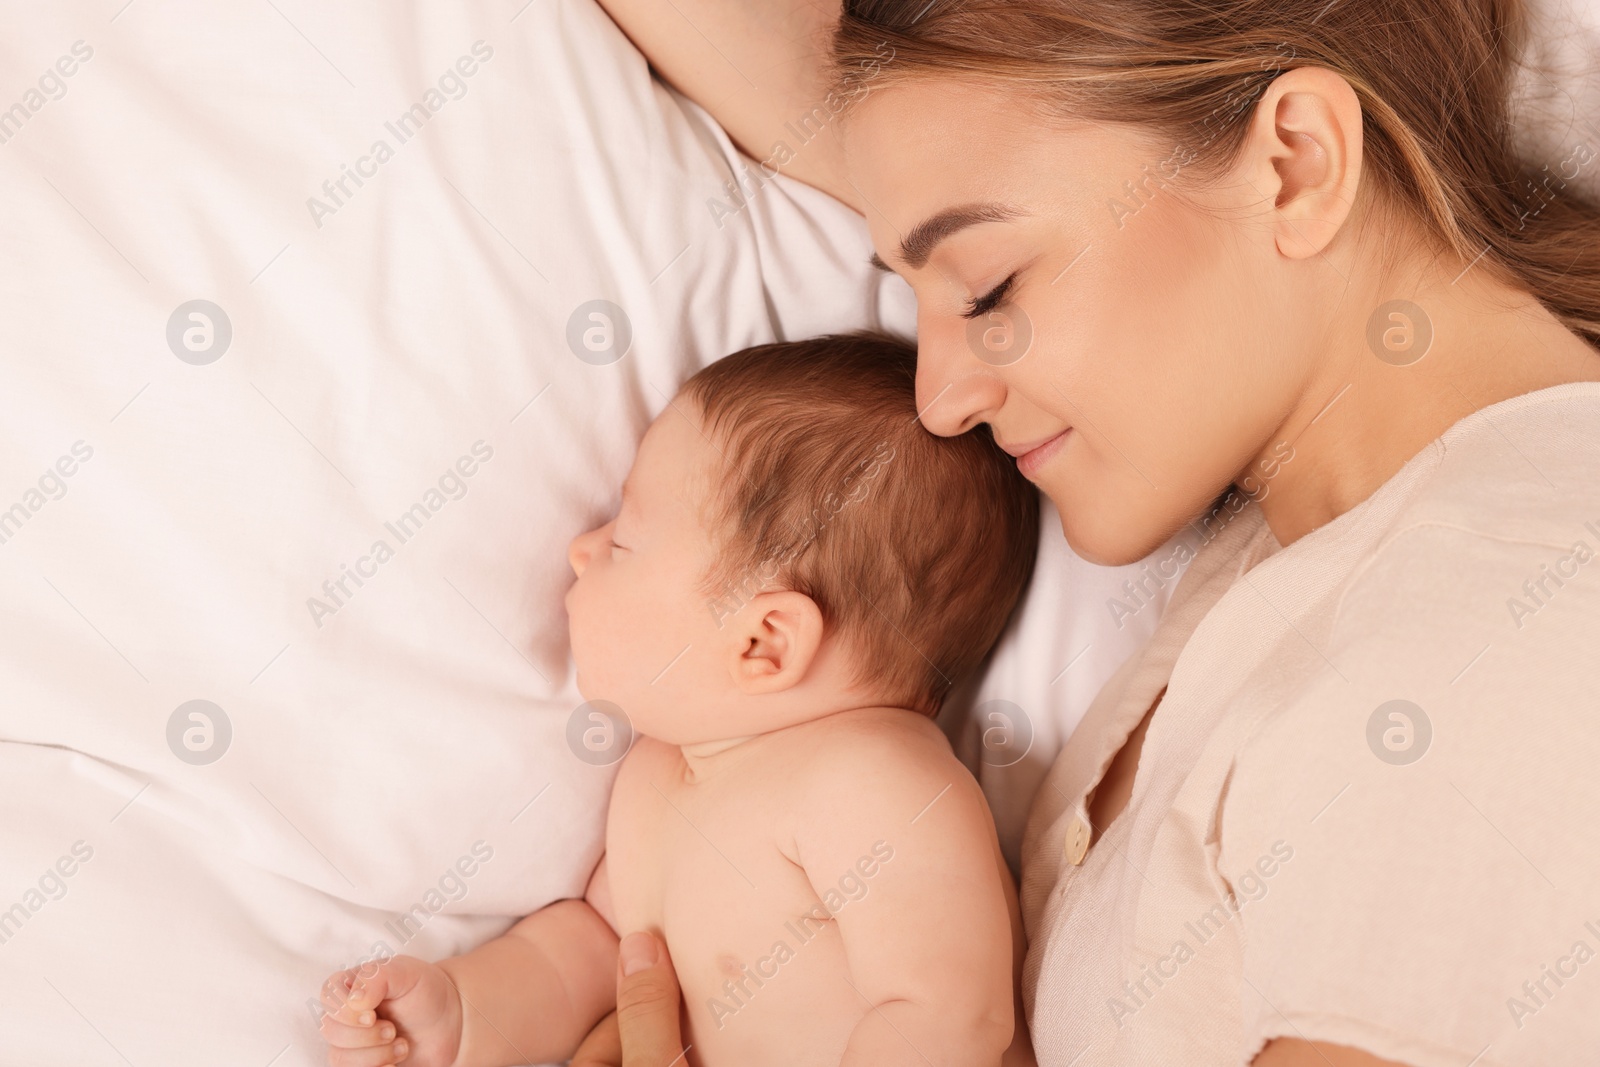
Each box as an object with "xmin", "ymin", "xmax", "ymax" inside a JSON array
[{"xmin": 1016, "ymin": 430, "xmax": 1070, "ymax": 479}]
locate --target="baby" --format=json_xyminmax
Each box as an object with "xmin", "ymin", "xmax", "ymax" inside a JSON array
[{"xmin": 317, "ymin": 333, "xmax": 1041, "ymax": 1067}]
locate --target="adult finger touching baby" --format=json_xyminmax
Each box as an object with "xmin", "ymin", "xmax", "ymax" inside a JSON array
[{"xmin": 571, "ymin": 931, "xmax": 688, "ymax": 1067}]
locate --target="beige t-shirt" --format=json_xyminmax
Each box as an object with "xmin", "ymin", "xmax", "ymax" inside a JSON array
[{"xmin": 1021, "ymin": 382, "xmax": 1600, "ymax": 1067}]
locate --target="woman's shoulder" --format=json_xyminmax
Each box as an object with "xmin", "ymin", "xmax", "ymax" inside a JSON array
[
  {"xmin": 1208, "ymin": 382, "xmax": 1600, "ymax": 1057},
  {"xmin": 1212, "ymin": 382, "xmax": 1600, "ymax": 924},
  {"xmin": 1302, "ymin": 382, "xmax": 1600, "ymax": 643},
  {"xmin": 1369, "ymin": 381, "xmax": 1600, "ymax": 553},
  {"xmin": 1241, "ymin": 384, "xmax": 1600, "ymax": 759}
]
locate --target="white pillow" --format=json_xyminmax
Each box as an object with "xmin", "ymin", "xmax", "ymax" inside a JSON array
[{"xmin": 1513, "ymin": 0, "xmax": 1600, "ymax": 204}]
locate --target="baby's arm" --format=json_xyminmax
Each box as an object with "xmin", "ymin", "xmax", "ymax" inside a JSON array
[
  {"xmin": 442, "ymin": 863, "xmax": 620, "ymax": 1066},
  {"xmin": 795, "ymin": 719, "xmax": 1016, "ymax": 1067},
  {"xmin": 318, "ymin": 860, "xmax": 618, "ymax": 1067}
]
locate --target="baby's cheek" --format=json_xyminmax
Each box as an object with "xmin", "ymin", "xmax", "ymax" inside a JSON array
[{"xmin": 566, "ymin": 591, "xmax": 608, "ymax": 674}]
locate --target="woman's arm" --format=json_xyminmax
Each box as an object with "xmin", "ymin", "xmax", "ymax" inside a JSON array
[{"xmin": 593, "ymin": 0, "xmax": 860, "ymax": 209}]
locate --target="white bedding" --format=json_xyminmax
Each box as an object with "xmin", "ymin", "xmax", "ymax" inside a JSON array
[
  {"xmin": 0, "ymin": 2, "xmax": 1160, "ymax": 1063},
  {"xmin": 0, "ymin": 0, "xmax": 1593, "ymax": 1063}
]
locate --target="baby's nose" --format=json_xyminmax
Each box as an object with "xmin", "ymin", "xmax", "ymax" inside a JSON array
[{"xmin": 568, "ymin": 530, "xmax": 594, "ymax": 577}]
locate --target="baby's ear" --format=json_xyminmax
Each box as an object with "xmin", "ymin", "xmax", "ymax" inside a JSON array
[{"xmin": 728, "ymin": 590, "xmax": 824, "ymax": 694}]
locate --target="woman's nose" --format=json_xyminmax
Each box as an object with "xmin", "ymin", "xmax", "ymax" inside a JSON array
[{"xmin": 914, "ymin": 318, "xmax": 1007, "ymax": 438}]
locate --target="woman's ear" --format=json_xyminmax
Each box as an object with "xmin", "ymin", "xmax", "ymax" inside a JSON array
[
  {"xmin": 1242, "ymin": 65, "xmax": 1365, "ymax": 260},
  {"xmin": 726, "ymin": 590, "xmax": 825, "ymax": 694}
]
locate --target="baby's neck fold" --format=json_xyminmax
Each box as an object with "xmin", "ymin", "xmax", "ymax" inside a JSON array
[{"xmin": 677, "ymin": 734, "xmax": 760, "ymax": 782}]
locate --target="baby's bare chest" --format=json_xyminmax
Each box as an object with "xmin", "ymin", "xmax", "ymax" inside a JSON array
[{"xmin": 605, "ymin": 743, "xmax": 865, "ymax": 1063}]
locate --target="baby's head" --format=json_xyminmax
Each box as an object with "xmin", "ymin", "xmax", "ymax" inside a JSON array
[{"xmin": 565, "ymin": 333, "xmax": 1039, "ymax": 746}]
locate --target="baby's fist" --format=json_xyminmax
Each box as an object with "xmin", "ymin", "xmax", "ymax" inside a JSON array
[{"xmin": 318, "ymin": 956, "xmax": 463, "ymax": 1067}]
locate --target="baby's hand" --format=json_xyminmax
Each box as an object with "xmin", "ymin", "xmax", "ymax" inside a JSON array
[{"xmin": 318, "ymin": 956, "xmax": 463, "ymax": 1067}]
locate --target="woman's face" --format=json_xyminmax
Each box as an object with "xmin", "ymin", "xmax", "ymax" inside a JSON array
[{"xmin": 844, "ymin": 78, "xmax": 1317, "ymax": 565}]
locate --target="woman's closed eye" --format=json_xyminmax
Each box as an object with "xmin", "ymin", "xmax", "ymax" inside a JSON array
[{"xmin": 963, "ymin": 272, "xmax": 1017, "ymax": 319}]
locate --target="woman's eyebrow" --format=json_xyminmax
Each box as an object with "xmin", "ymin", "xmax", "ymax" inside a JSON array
[{"xmin": 869, "ymin": 202, "xmax": 1024, "ymax": 273}]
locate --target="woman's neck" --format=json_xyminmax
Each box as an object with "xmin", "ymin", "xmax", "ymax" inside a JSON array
[{"xmin": 1254, "ymin": 249, "xmax": 1600, "ymax": 546}]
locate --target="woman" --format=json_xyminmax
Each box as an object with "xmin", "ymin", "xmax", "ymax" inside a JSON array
[{"xmin": 590, "ymin": 0, "xmax": 1600, "ymax": 1063}]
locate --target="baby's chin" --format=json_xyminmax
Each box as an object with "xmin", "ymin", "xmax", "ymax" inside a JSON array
[
  {"xmin": 571, "ymin": 668, "xmax": 745, "ymax": 748},
  {"xmin": 611, "ymin": 712, "xmax": 721, "ymax": 749},
  {"xmin": 569, "ymin": 678, "xmax": 664, "ymax": 741}
]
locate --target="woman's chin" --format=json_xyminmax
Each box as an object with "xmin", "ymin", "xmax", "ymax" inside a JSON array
[{"xmin": 1056, "ymin": 510, "xmax": 1150, "ymax": 568}]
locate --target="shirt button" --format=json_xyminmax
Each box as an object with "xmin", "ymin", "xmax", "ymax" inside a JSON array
[{"xmin": 1064, "ymin": 812, "xmax": 1091, "ymax": 865}]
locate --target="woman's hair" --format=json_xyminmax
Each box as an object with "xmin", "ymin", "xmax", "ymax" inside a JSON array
[
  {"xmin": 831, "ymin": 0, "xmax": 1600, "ymax": 349},
  {"xmin": 681, "ymin": 332, "xmax": 1040, "ymax": 716}
]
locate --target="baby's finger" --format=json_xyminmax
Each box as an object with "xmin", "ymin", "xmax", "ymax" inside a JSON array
[
  {"xmin": 328, "ymin": 1037, "xmax": 409, "ymax": 1067},
  {"xmin": 320, "ymin": 970, "xmax": 367, "ymax": 1023},
  {"xmin": 346, "ymin": 956, "xmax": 432, "ymax": 1017},
  {"xmin": 319, "ymin": 1012, "xmax": 397, "ymax": 1049}
]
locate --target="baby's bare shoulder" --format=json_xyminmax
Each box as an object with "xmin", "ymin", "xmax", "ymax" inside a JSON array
[
  {"xmin": 774, "ymin": 708, "xmax": 990, "ymax": 826},
  {"xmin": 785, "ymin": 705, "xmax": 953, "ymax": 762}
]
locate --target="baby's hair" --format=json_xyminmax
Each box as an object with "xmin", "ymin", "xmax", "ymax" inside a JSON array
[{"xmin": 681, "ymin": 332, "xmax": 1040, "ymax": 715}]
